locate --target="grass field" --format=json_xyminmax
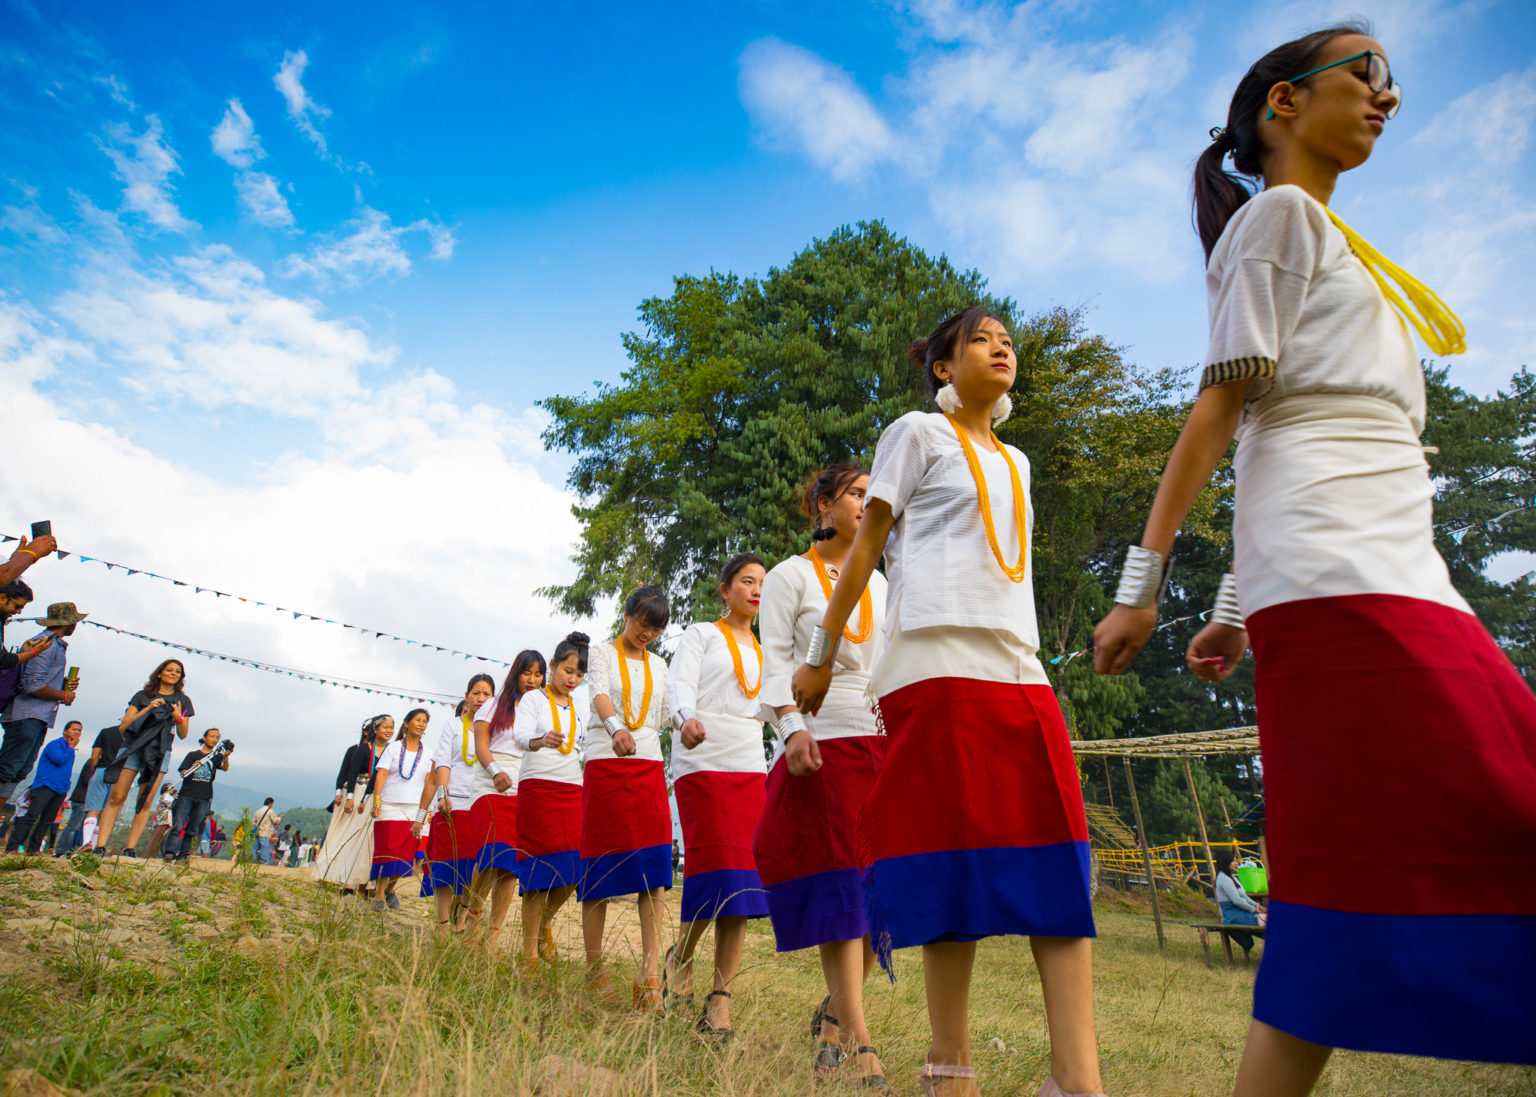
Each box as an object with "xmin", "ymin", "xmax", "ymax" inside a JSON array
[{"xmin": 0, "ymin": 855, "xmax": 1530, "ymax": 1097}]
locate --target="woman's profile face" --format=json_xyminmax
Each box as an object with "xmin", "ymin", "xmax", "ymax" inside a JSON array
[
  {"xmin": 1270, "ymin": 34, "xmax": 1397, "ymax": 173},
  {"xmin": 466, "ymin": 679, "xmax": 494, "ymax": 711},
  {"xmin": 518, "ymin": 664, "xmax": 545, "ymax": 694},
  {"xmin": 374, "ymin": 718, "xmax": 395, "ymax": 746}
]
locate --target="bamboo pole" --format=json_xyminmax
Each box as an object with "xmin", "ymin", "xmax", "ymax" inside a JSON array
[
  {"xmin": 1103, "ymin": 758, "xmax": 1115, "ymax": 811},
  {"xmin": 1183, "ymin": 757, "xmax": 1218, "ymax": 893},
  {"xmin": 1123, "ymin": 757, "xmax": 1164, "ymax": 950}
]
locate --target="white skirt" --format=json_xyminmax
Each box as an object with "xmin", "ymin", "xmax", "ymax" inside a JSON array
[{"xmin": 313, "ymin": 778, "xmax": 374, "ymax": 888}]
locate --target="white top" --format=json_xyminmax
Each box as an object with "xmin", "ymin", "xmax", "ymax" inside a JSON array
[
  {"xmin": 375, "ymin": 738, "xmax": 432, "ymax": 806},
  {"xmin": 585, "ymin": 639, "xmax": 670, "ymax": 763},
  {"xmin": 514, "ymin": 688, "xmax": 585, "ymax": 786},
  {"xmin": 1206, "ymin": 185, "xmax": 1468, "ymax": 617},
  {"xmin": 472, "ymin": 693, "xmax": 526, "ymax": 796},
  {"xmin": 758, "ymin": 554, "xmax": 886, "ymax": 741},
  {"xmin": 1203, "ymin": 184, "xmax": 1424, "ymax": 429},
  {"xmin": 666, "ymin": 621, "xmax": 769, "ymax": 778},
  {"xmin": 428, "ymin": 708, "xmax": 489, "ymax": 811},
  {"xmin": 866, "ymin": 411, "xmax": 1038, "ymax": 648}
]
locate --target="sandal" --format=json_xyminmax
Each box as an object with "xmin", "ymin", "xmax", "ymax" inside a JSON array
[
  {"xmin": 1038, "ymin": 1079, "xmax": 1107, "ymax": 1097},
  {"xmin": 921, "ymin": 1061, "xmax": 977, "ymax": 1095},
  {"xmin": 662, "ymin": 944, "xmax": 695, "ymax": 1010},
  {"xmin": 539, "ymin": 923, "xmax": 559, "ymax": 962},
  {"xmin": 850, "ymin": 1046, "xmax": 891, "ymax": 1091},
  {"xmin": 695, "ymin": 989, "xmax": 734, "ymax": 1044},
  {"xmin": 810, "ymin": 994, "xmax": 833, "ymax": 1040},
  {"xmin": 813, "ymin": 1041, "xmax": 845, "ymax": 1077},
  {"xmin": 632, "ymin": 974, "xmax": 663, "ymax": 1012}
]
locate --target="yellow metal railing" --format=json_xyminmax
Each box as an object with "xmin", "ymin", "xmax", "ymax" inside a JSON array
[{"xmin": 1094, "ymin": 838, "xmax": 1262, "ymax": 880}]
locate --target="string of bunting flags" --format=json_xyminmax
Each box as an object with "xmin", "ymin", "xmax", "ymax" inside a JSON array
[
  {"xmin": 1044, "ymin": 609, "xmax": 1212, "ymax": 668},
  {"xmin": 80, "ymin": 620, "xmax": 462, "ymax": 707},
  {"xmin": 1, "ymin": 531, "xmax": 512, "ymax": 667}
]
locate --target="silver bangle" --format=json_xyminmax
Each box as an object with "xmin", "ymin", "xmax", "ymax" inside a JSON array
[
  {"xmin": 415, "ymin": 808, "xmax": 429, "ymax": 825},
  {"xmin": 487, "ymin": 762, "xmax": 504, "ymax": 779},
  {"xmin": 1211, "ymin": 572, "xmax": 1245, "ymax": 629},
  {"xmin": 1114, "ymin": 545, "xmax": 1171, "ymax": 609},
  {"xmin": 603, "ymin": 713, "xmax": 625, "ymax": 738},
  {"xmin": 805, "ymin": 625, "xmax": 832, "ymax": 668},
  {"xmin": 776, "ymin": 711, "xmax": 808, "ymax": 743},
  {"xmin": 675, "ymin": 707, "xmax": 696, "ymax": 728}
]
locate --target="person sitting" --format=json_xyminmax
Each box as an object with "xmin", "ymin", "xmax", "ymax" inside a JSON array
[{"xmin": 1214, "ymin": 848, "xmax": 1265, "ymax": 957}]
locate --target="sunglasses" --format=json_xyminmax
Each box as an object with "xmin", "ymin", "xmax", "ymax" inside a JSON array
[{"xmin": 1266, "ymin": 49, "xmax": 1401, "ymax": 121}]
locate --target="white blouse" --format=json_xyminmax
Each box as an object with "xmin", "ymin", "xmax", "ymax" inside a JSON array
[
  {"xmin": 758, "ymin": 554, "xmax": 886, "ymax": 741},
  {"xmin": 473, "ymin": 693, "xmax": 525, "ymax": 794},
  {"xmin": 585, "ymin": 639, "xmax": 670, "ymax": 763},
  {"xmin": 866, "ymin": 411, "xmax": 1038, "ymax": 648},
  {"xmin": 427, "ymin": 709, "xmax": 491, "ymax": 811},
  {"xmin": 514, "ymin": 688, "xmax": 585, "ymax": 786},
  {"xmin": 666, "ymin": 621, "xmax": 769, "ymax": 777},
  {"xmin": 375, "ymin": 738, "xmax": 432, "ymax": 806}
]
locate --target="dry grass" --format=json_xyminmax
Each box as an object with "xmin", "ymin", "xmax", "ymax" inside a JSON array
[{"xmin": 0, "ymin": 855, "xmax": 1530, "ymax": 1097}]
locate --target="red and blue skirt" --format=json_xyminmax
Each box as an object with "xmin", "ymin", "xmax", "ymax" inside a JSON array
[
  {"xmin": 864, "ymin": 677, "xmax": 1094, "ymax": 960},
  {"xmin": 1248, "ymin": 593, "xmax": 1536, "ymax": 1064},
  {"xmin": 675, "ymin": 770, "xmax": 769, "ymax": 922},
  {"xmin": 370, "ymin": 803, "xmax": 416, "ymax": 880},
  {"xmin": 517, "ymin": 778, "xmax": 583, "ymax": 893},
  {"xmin": 421, "ymin": 805, "xmax": 489, "ymax": 897},
  {"xmin": 578, "ymin": 758, "xmax": 672, "ymax": 902},
  {"xmin": 753, "ymin": 735, "xmax": 886, "ymax": 951},
  {"xmin": 473, "ymin": 791, "xmax": 521, "ymax": 879}
]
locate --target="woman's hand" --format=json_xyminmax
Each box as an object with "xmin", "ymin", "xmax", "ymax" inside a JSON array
[
  {"xmin": 1092, "ymin": 604, "xmax": 1158, "ymax": 675},
  {"xmin": 492, "ymin": 772, "xmax": 513, "ymax": 793},
  {"xmin": 1186, "ymin": 623, "xmax": 1248, "ymax": 682},
  {"xmin": 679, "ymin": 718, "xmax": 707, "ymax": 750},
  {"xmin": 333, "ymin": 791, "xmax": 343, "ymax": 806},
  {"xmin": 785, "ymin": 730, "xmax": 822, "ymax": 777},
  {"xmin": 410, "ymin": 818, "xmax": 424, "ymax": 839},
  {"xmin": 612, "ymin": 729, "xmax": 637, "ymax": 758},
  {"xmin": 371, "ymin": 802, "xmax": 381, "ymax": 819},
  {"xmin": 343, "ymin": 798, "xmax": 355, "ymax": 815},
  {"xmin": 146, "ymin": 697, "xmax": 166, "ymax": 710},
  {"xmin": 540, "ymin": 729, "xmax": 563, "ymax": 750},
  {"xmin": 791, "ymin": 663, "xmax": 833, "ymax": 717}
]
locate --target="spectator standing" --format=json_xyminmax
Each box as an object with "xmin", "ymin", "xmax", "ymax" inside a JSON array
[
  {"xmin": 0, "ymin": 602, "xmax": 85, "ymax": 810},
  {"xmin": 96, "ymin": 659, "xmax": 193, "ymax": 856},
  {"xmin": 276, "ymin": 825, "xmax": 293, "ymax": 867},
  {"xmin": 253, "ymin": 798, "xmax": 281, "ymax": 864},
  {"xmin": 288, "ymin": 831, "xmax": 303, "ymax": 868},
  {"xmin": 5, "ymin": 722, "xmax": 79, "ymax": 852},
  {"xmin": 53, "ymin": 721, "xmax": 93, "ymax": 855},
  {"xmin": 0, "ymin": 580, "xmax": 49, "ymax": 679},
  {"xmin": 164, "ymin": 729, "xmax": 231, "ymax": 862},
  {"xmin": 67, "ymin": 723, "xmax": 125, "ymax": 855},
  {"xmin": 143, "ymin": 783, "xmax": 176, "ymax": 858}
]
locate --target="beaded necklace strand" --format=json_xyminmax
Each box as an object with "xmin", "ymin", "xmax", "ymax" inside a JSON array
[
  {"xmin": 714, "ymin": 619, "xmax": 763, "ymax": 699},
  {"xmin": 807, "ymin": 543, "xmax": 874, "ymax": 643},
  {"xmin": 1326, "ymin": 210, "xmax": 1466, "ymax": 356},
  {"xmin": 944, "ymin": 413, "xmax": 1028, "ymax": 583},
  {"xmin": 545, "ymin": 688, "xmax": 577, "ymax": 755},
  {"xmin": 614, "ymin": 637, "xmax": 653, "ymax": 731}
]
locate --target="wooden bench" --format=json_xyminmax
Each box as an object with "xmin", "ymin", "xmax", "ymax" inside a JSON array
[{"xmin": 1188, "ymin": 922, "xmax": 1265, "ymax": 967}]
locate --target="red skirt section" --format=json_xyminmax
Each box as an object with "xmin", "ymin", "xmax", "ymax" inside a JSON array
[
  {"xmin": 865, "ymin": 679, "xmax": 1088, "ymax": 863},
  {"xmin": 675, "ymin": 770, "xmax": 766, "ymax": 877},
  {"xmin": 1250, "ymin": 593, "xmax": 1536, "ymax": 916},
  {"xmin": 425, "ymin": 806, "xmax": 489, "ymax": 866},
  {"xmin": 472, "ymin": 793, "xmax": 518, "ymax": 854},
  {"xmin": 580, "ymin": 759, "xmax": 671, "ymax": 857},
  {"xmin": 518, "ymin": 779, "xmax": 583, "ymax": 857},
  {"xmin": 753, "ymin": 736, "xmax": 885, "ymax": 887},
  {"xmin": 371, "ymin": 819, "xmax": 415, "ymax": 872}
]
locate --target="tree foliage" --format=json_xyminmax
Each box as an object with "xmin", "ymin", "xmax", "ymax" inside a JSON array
[{"xmin": 542, "ymin": 223, "xmax": 1536, "ymax": 843}]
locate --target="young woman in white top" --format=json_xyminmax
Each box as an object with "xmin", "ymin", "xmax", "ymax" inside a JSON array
[
  {"xmin": 795, "ymin": 313, "xmax": 1102, "ymax": 1097},
  {"xmin": 317, "ymin": 715, "xmax": 393, "ymax": 894},
  {"xmin": 582, "ymin": 586, "xmax": 674, "ymax": 1010},
  {"xmin": 370, "ymin": 708, "xmax": 431, "ymax": 910},
  {"xmin": 757, "ymin": 465, "xmax": 890, "ymax": 1089},
  {"xmin": 663, "ymin": 552, "xmax": 771, "ymax": 1040},
  {"xmin": 1092, "ymin": 24, "xmax": 1535, "ymax": 1093},
  {"xmin": 414, "ymin": 674, "xmax": 496, "ymax": 935},
  {"xmin": 467, "ymin": 650, "xmax": 546, "ymax": 954},
  {"xmin": 512, "ymin": 632, "xmax": 589, "ymax": 966}
]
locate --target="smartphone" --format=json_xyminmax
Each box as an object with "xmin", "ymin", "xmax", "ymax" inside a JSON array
[{"xmin": 30, "ymin": 520, "xmax": 51, "ymax": 539}]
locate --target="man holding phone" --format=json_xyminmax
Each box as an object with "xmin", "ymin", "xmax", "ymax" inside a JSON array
[
  {"xmin": 0, "ymin": 522, "xmax": 59, "ymax": 587},
  {"xmin": 0, "ymin": 601, "xmax": 85, "ymax": 810}
]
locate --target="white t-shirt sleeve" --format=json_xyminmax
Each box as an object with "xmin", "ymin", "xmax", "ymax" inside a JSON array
[
  {"xmin": 586, "ymin": 642, "xmax": 614, "ymax": 729},
  {"xmin": 474, "ymin": 695, "xmax": 498, "ymax": 724},
  {"xmin": 513, "ymin": 690, "xmax": 546, "ymax": 750},
  {"xmin": 667, "ymin": 625, "xmax": 705, "ymax": 724},
  {"xmin": 1202, "ymin": 186, "xmax": 1325, "ymax": 398},
  {"xmin": 866, "ymin": 412, "xmax": 933, "ymax": 519},
  {"xmin": 757, "ymin": 563, "xmax": 800, "ymax": 716}
]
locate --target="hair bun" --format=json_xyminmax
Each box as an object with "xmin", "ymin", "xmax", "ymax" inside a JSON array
[
  {"xmin": 907, "ymin": 337, "xmax": 930, "ymax": 371},
  {"xmin": 564, "ymin": 631, "xmax": 590, "ymax": 647}
]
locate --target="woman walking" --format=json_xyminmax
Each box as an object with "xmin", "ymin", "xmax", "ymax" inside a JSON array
[
  {"xmin": 1093, "ymin": 23, "xmax": 1534, "ymax": 1094},
  {"xmin": 581, "ymin": 587, "xmax": 674, "ymax": 1008},
  {"xmin": 664, "ymin": 552, "xmax": 771, "ymax": 1039},
  {"xmin": 371, "ymin": 708, "xmax": 432, "ymax": 910},
  {"xmin": 94, "ymin": 659, "xmax": 193, "ymax": 855},
  {"xmin": 316, "ymin": 715, "xmax": 393, "ymax": 894},
  {"xmin": 416, "ymin": 674, "xmax": 497, "ymax": 933},
  {"xmin": 757, "ymin": 464, "xmax": 890, "ymax": 1088}
]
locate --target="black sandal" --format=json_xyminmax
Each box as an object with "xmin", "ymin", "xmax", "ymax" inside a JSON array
[
  {"xmin": 663, "ymin": 944, "xmax": 695, "ymax": 1011},
  {"xmin": 810, "ymin": 994, "xmax": 832, "ymax": 1040},
  {"xmin": 851, "ymin": 1046, "xmax": 892, "ymax": 1091},
  {"xmin": 695, "ymin": 989, "xmax": 734, "ymax": 1044},
  {"xmin": 813, "ymin": 1006, "xmax": 843, "ymax": 1078}
]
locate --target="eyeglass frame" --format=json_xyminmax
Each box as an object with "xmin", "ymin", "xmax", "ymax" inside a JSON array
[{"xmin": 1264, "ymin": 50, "xmax": 1401, "ymax": 121}]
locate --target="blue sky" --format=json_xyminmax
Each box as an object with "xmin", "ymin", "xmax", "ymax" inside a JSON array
[{"xmin": 3, "ymin": 0, "xmax": 1533, "ymax": 805}]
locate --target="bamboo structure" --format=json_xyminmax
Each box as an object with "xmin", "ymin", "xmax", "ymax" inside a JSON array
[
  {"xmin": 1122, "ymin": 756, "xmax": 1164, "ymax": 949},
  {"xmin": 1183, "ymin": 757, "xmax": 1218, "ymax": 891}
]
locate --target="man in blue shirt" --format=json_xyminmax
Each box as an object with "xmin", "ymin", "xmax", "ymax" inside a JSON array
[
  {"xmin": 5, "ymin": 721, "xmax": 80, "ymax": 852},
  {"xmin": 0, "ymin": 602, "xmax": 85, "ymax": 810}
]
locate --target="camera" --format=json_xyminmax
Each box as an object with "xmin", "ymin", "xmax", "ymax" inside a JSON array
[{"xmin": 216, "ymin": 739, "xmax": 235, "ymax": 753}]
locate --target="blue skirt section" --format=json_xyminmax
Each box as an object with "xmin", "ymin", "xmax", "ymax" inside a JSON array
[
  {"xmin": 865, "ymin": 843, "xmax": 1096, "ymax": 952},
  {"xmin": 520, "ymin": 850, "xmax": 581, "ymax": 893},
  {"xmin": 578, "ymin": 843, "xmax": 672, "ymax": 902},
  {"xmin": 478, "ymin": 839, "xmax": 524, "ymax": 878},
  {"xmin": 370, "ymin": 860, "xmax": 412, "ymax": 881},
  {"xmin": 681, "ymin": 867, "xmax": 769, "ymax": 922},
  {"xmin": 1255, "ymin": 901, "xmax": 1536, "ymax": 1064},
  {"xmin": 765, "ymin": 868, "xmax": 868, "ymax": 952},
  {"xmin": 419, "ymin": 856, "xmax": 475, "ymax": 897}
]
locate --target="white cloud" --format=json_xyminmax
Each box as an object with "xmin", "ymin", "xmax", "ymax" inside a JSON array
[
  {"xmin": 1415, "ymin": 66, "xmax": 1536, "ymax": 169},
  {"xmin": 93, "ymin": 72, "xmax": 136, "ymax": 111},
  {"xmin": 283, "ymin": 206, "xmax": 455, "ymax": 287},
  {"xmin": 98, "ymin": 114, "xmax": 197, "ymax": 233},
  {"xmin": 0, "ymin": 197, "xmax": 66, "ymax": 244},
  {"xmin": 274, "ymin": 49, "xmax": 332, "ymax": 158},
  {"xmin": 211, "ymin": 98, "xmax": 264, "ymax": 168},
  {"xmin": 234, "ymin": 171, "xmax": 295, "ymax": 228},
  {"xmin": 738, "ymin": 39, "xmax": 897, "ymax": 181}
]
